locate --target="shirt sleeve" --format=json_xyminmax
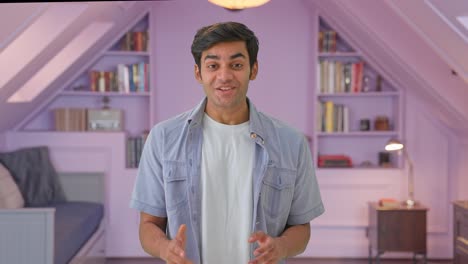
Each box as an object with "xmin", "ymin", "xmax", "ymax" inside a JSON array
[
  {"xmin": 287, "ymin": 135, "xmax": 324, "ymax": 225},
  {"xmin": 129, "ymin": 127, "xmax": 168, "ymax": 217}
]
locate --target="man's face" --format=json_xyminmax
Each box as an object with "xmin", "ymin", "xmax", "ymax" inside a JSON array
[{"xmin": 195, "ymin": 41, "xmax": 258, "ymax": 114}]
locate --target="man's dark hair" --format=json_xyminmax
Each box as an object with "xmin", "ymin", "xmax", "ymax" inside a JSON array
[{"xmin": 191, "ymin": 22, "xmax": 259, "ymax": 70}]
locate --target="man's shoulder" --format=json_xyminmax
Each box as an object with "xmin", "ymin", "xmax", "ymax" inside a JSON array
[
  {"xmin": 257, "ymin": 111, "xmax": 304, "ymax": 139},
  {"xmin": 151, "ymin": 109, "xmax": 192, "ymax": 133}
]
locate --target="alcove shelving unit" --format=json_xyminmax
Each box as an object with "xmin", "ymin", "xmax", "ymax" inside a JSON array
[
  {"xmin": 313, "ymin": 17, "xmax": 402, "ymax": 170},
  {"xmin": 15, "ymin": 11, "xmax": 152, "ymax": 170}
]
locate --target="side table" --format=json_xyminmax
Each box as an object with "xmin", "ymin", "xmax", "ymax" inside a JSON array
[{"xmin": 367, "ymin": 202, "xmax": 428, "ymax": 264}]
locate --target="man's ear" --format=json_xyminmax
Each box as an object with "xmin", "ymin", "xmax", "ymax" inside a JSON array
[
  {"xmin": 250, "ymin": 61, "xmax": 258, "ymax": 80},
  {"xmin": 194, "ymin": 64, "xmax": 202, "ymax": 83}
]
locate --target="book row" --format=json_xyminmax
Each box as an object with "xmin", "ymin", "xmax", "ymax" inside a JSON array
[
  {"xmin": 317, "ymin": 60, "xmax": 365, "ymax": 94},
  {"xmin": 126, "ymin": 132, "xmax": 149, "ymax": 168},
  {"xmin": 89, "ymin": 62, "xmax": 150, "ymax": 93},
  {"xmin": 318, "ymin": 30, "xmax": 337, "ymax": 53},
  {"xmin": 53, "ymin": 108, "xmax": 123, "ymax": 132},
  {"xmin": 316, "ymin": 101, "xmax": 350, "ymax": 133},
  {"xmin": 118, "ymin": 31, "xmax": 149, "ymax": 52}
]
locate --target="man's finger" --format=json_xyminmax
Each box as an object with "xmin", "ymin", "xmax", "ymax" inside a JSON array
[
  {"xmin": 248, "ymin": 231, "xmax": 267, "ymax": 243},
  {"xmin": 176, "ymin": 224, "xmax": 187, "ymax": 251}
]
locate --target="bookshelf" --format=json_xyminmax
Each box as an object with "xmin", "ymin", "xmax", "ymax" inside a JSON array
[
  {"xmin": 314, "ymin": 17, "xmax": 402, "ymax": 169},
  {"xmin": 19, "ymin": 12, "xmax": 152, "ymax": 169}
]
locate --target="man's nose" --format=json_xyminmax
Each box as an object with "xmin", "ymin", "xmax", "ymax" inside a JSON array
[{"xmin": 217, "ymin": 66, "xmax": 234, "ymax": 81}]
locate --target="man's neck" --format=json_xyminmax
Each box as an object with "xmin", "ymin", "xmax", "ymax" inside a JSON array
[{"xmin": 204, "ymin": 103, "xmax": 249, "ymax": 125}]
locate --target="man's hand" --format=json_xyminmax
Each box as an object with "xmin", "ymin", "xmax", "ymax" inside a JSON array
[
  {"xmin": 248, "ymin": 231, "xmax": 286, "ymax": 264},
  {"xmin": 161, "ymin": 224, "xmax": 193, "ymax": 264}
]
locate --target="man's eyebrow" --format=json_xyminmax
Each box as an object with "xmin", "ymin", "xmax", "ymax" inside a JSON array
[
  {"xmin": 203, "ymin": 53, "xmax": 246, "ymax": 61},
  {"xmin": 204, "ymin": 54, "xmax": 219, "ymax": 61},
  {"xmin": 230, "ymin": 53, "xmax": 246, "ymax": 59}
]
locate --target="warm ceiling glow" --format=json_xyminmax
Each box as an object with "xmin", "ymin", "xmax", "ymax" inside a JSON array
[
  {"xmin": 8, "ymin": 22, "xmax": 113, "ymax": 103},
  {"xmin": 208, "ymin": 0, "xmax": 270, "ymax": 10}
]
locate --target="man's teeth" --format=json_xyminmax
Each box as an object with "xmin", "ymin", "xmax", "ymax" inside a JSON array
[{"xmin": 220, "ymin": 87, "xmax": 231, "ymax": 91}]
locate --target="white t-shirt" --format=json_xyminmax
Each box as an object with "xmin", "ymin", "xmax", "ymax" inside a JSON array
[{"xmin": 200, "ymin": 113, "xmax": 254, "ymax": 263}]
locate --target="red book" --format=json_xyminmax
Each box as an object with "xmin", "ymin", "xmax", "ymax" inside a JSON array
[
  {"xmin": 89, "ymin": 71, "xmax": 98, "ymax": 92},
  {"xmin": 133, "ymin": 32, "xmax": 142, "ymax": 51},
  {"xmin": 378, "ymin": 198, "xmax": 400, "ymax": 208}
]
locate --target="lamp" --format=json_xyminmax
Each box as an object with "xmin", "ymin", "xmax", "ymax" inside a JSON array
[
  {"xmin": 208, "ymin": 0, "xmax": 271, "ymax": 10},
  {"xmin": 385, "ymin": 139, "xmax": 416, "ymax": 207}
]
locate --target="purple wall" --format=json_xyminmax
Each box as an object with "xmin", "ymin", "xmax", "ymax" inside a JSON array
[
  {"xmin": 2, "ymin": 0, "xmax": 466, "ymax": 258},
  {"xmin": 151, "ymin": 0, "xmax": 314, "ymax": 135}
]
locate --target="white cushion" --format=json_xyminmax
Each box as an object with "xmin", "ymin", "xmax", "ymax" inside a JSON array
[{"xmin": 0, "ymin": 163, "xmax": 25, "ymax": 208}]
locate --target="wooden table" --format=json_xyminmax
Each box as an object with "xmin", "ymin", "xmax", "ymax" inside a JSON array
[{"xmin": 367, "ymin": 202, "xmax": 428, "ymax": 264}]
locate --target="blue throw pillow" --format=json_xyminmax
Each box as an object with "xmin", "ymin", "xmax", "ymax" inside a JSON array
[{"xmin": 0, "ymin": 146, "xmax": 67, "ymax": 207}]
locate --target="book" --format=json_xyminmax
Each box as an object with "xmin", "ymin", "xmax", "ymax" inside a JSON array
[
  {"xmin": 138, "ymin": 62, "xmax": 145, "ymax": 92},
  {"xmin": 144, "ymin": 63, "xmax": 149, "ymax": 92},
  {"xmin": 98, "ymin": 72, "xmax": 105, "ymax": 92},
  {"xmin": 89, "ymin": 71, "xmax": 98, "ymax": 92},
  {"xmin": 324, "ymin": 101, "xmax": 334, "ymax": 132},
  {"xmin": 318, "ymin": 31, "xmax": 323, "ymax": 52},
  {"xmin": 318, "ymin": 154, "xmax": 352, "ymax": 168},
  {"xmin": 316, "ymin": 101, "xmax": 322, "ymax": 132},
  {"xmin": 378, "ymin": 198, "xmax": 400, "ymax": 208},
  {"xmin": 53, "ymin": 108, "xmax": 87, "ymax": 131}
]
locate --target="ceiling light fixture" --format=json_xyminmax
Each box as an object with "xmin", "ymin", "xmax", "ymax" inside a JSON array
[{"xmin": 208, "ymin": 0, "xmax": 271, "ymax": 10}]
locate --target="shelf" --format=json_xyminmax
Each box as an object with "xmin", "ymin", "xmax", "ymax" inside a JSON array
[
  {"xmin": 317, "ymin": 166, "xmax": 399, "ymax": 171},
  {"xmin": 103, "ymin": 51, "xmax": 149, "ymax": 56},
  {"xmin": 317, "ymin": 131, "xmax": 398, "ymax": 137},
  {"xmin": 318, "ymin": 52, "xmax": 361, "ymax": 57},
  {"xmin": 315, "ymin": 16, "xmax": 402, "ymax": 168},
  {"xmin": 317, "ymin": 92, "xmax": 399, "ymax": 97},
  {"xmin": 61, "ymin": 91, "xmax": 150, "ymax": 97}
]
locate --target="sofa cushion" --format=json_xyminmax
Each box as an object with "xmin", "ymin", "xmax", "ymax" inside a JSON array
[
  {"xmin": 0, "ymin": 146, "xmax": 67, "ymax": 207},
  {"xmin": 52, "ymin": 201, "xmax": 104, "ymax": 264},
  {"xmin": 0, "ymin": 163, "xmax": 24, "ymax": 208}
]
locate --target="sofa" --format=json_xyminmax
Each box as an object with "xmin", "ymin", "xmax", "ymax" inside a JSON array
[{"xmin": 0, "ymin": 146, "xmax": 105, "ymax": 264}]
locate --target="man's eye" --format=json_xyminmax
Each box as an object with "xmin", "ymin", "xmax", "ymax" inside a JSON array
[
  {"xmin": 207, "ymin": 64, "xmax": 217, "ymax": 70},
  {"xmin": 232, "ymin": 63, "xmax": 243, "ymax": 69}
]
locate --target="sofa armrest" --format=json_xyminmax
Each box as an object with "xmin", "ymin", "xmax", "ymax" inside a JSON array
[{"xmin": 0, "ymin": 208, "xmax": 56, "ymax": 264}]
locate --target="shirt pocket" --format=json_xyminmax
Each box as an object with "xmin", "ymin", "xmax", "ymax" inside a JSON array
[
  {"xmin": 163, "ymin": 161, "xmax": 188, "ymax": 211},
  {"xmin": 261, "ymin": 167, "xmax": 295, "ymax": 218}
]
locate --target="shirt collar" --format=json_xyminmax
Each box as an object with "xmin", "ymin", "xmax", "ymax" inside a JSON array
[{"xmin": 187, "ymin": 97, "xmax": 266, "ymax": 143}]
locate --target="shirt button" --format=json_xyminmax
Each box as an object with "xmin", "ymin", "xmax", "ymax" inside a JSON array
[{"xmin": 251, "ymin": 133, "xmax": 257, "ymax": 139}]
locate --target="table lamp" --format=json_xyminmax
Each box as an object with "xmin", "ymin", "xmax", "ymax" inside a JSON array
[{"xmin": 385, "ymin": 139, "xmax": 415, "ymax": 207}]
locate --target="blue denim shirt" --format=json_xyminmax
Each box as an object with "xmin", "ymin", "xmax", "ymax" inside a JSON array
[{"xmin": 130, "ymin": 97, "xmax": 324, "ymax": 263}]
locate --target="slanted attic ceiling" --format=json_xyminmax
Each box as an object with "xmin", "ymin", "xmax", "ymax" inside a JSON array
[
  {"xmin": 308, "ymin": 0, "xmax": 468, "ymax": 135},
  {"xmin": 0, "ymin": 1, "xmax": 150, "ymax": 132},
  {"xmin": 0, "ymin": 0, "xmax": 467, "ymax": 135}
]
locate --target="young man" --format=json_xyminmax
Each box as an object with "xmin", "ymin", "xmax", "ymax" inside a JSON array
[{"xmin": 130, "ymin": 21, "xmax": 324, "ymax": 264}]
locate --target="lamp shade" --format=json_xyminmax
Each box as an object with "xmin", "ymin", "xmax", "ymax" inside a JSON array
[
  {"xmin": 385, "ymin": 138, "xmax": 404, "ymax": 152},
  {"xmin": 208, "ymin": 0, "xmax": 271, "ymax": 10}
]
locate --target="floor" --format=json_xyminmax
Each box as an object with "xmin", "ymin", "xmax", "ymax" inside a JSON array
[{"xmin": 106, "ymin": 257, "xmax": 453, "ymax": 264}]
